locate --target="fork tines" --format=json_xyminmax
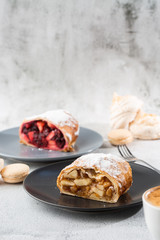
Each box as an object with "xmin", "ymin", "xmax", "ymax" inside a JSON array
[{"xmin": 118, "ymin": 145, "xmax": 135, "ymax": 159}]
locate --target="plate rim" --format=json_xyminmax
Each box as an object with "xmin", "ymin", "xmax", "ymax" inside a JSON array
[
  {"xmin": 0, "ymin": 126, "xmax": 103, "ymax": 162},
  {"xmin": 23, "ymin": 185, "xmax": 142, "ymax": 212},
  {"xmin": 23, "ymin": 160, "xmax": 159, "ymax": 212}
]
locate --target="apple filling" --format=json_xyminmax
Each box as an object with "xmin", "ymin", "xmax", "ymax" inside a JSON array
[
  {"xmin": 21, "ymin": 120, "xmax": 66, "ymax": 150},
  {"xmin": 61, "ymin": 168, "xmax": 114, "ymax": 201}
]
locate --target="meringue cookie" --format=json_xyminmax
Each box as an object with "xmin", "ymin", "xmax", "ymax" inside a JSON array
[
  {"xmin": 110, "ymin": 93, "xmax": 143, "ymax": 129},
  {"xmin": 130, "ymin": 112, "xmax": 160, "ymax": 140}
]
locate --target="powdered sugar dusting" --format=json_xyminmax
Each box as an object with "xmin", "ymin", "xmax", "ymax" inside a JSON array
[
  {"xmin": 25, "ymin": 109, "xmax": 78, "ymax": 128},
  {"xmin": 66, "ymin": 132, "xmax": 72, "ymax": 142},
  {"xmin": 75, "ymin": 126, "xmax": 80, "ymax": 136},
  {"xmin": 65, "ymin": 153, "xmax": 129, "ymax": 183}
]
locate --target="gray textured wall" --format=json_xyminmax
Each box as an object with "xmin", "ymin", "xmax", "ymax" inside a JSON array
[{"xmin": 1, "ymin": 0, "xmax": 160, "ymax": 129}]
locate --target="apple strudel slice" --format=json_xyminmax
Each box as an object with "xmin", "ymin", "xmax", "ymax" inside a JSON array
[
  {"xmin": 19, "ymin": 109, "xmax": 79, "ymax": 152},
  {"xmin": 57, "ymin": 153, "xmax": 132, "ymax": 203}
]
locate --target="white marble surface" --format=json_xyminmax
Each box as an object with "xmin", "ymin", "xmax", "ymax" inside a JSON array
[
  {"xmin": 1, "ymin": 123, "xmax": 160, "ymax": 240},
  {"xmin": 0, "ymin": 0, "xmax": 160, "ymax": 239},
  {"xmin": 1, "ymin": 0, "xmax": 160, "ymax": 130}
]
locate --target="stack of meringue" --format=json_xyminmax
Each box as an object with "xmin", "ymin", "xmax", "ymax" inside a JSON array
[{"xmin": 110, "ymin": 93, "xmax": 160, "ymax": 140}]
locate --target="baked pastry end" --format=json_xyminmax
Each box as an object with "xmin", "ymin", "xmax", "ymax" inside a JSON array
[
  {"xmin": 19, "ymin": 110, "xmax": 79, "ymax": 152},
  {"xmin": 57, "ymin": 153, "xmax": 132, "ymax": 203}
]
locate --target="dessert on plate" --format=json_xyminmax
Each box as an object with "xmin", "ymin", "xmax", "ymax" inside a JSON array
[
  {"xmin": 57, "ymin": 153, "xmax": 132, "ymax": 203},
  {"xmin": 19, "ymin": 109, "xmax": 79, "ymax": 152}
]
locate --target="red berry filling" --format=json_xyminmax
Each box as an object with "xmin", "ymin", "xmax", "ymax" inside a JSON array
[{"xmin": 21, "ymin": 120, "xmax": 66, "ymax": 150}]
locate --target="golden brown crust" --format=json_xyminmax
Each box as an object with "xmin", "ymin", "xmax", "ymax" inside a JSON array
[
  {"xmin": 19, "ymin": 111, "xmax": 79, "ymax": 152},
  {"xmin": 57, "ymin": 153, "xmax": 132, "ymax": 203},
  {"xmin": 58, "ymin": 123, "xmax": 79, "ymax": 151},
  {"xmin": 19, "ymin": 119, "xmax": 79, "ymax": 152}
]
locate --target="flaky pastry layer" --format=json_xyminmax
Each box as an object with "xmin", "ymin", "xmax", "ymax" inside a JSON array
[
  {"xmin": 57, "ymin": 153, "xmax": 132, "ymax": 203},
  {"xmin": 19, "ymin": 110, "xmax": 79, "ymax": 152}
]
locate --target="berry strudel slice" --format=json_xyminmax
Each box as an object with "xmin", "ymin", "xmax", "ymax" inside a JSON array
[
  {"xmin": 57, "ymin": 153, "xmax": 132, "ymax": 203},
  {"xmin": 19, "ymin": 110, "xmax": 79, "ymax": 152}
]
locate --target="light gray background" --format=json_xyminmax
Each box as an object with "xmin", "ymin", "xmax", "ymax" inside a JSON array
[
  {"xmin": 1, "ymin": 0, "xmax": 160, "ymax": 130},
  {"xmin": 0, "ymin": 1, "xmax": 160, "ymax": 240}
]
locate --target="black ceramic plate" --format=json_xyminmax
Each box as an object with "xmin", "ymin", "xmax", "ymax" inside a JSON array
[
  {"xmin": 24, "ymin": 160, "xmax": 160, "ymax": 212},
  {"xmin": 0, "ymin": 127, "xmax": 103, "ymax": 162}
]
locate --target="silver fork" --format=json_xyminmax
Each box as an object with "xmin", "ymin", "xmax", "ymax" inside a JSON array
[{"xmin": 118, "ymin": 145, "xmax": 160, "ymax": 174}]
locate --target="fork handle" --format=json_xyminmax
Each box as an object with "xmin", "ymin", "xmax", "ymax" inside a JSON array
[{"xmin": 138, "ymin": 159, "xmax": 160, "ymax": 174}]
